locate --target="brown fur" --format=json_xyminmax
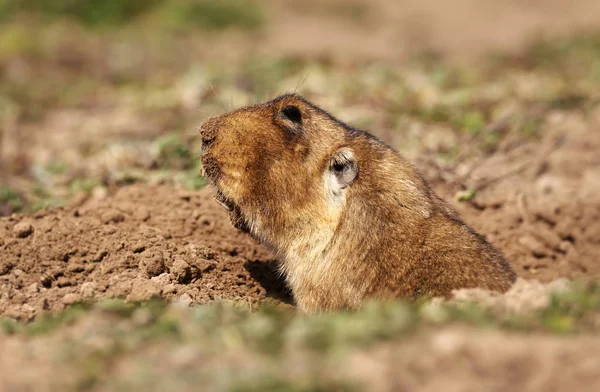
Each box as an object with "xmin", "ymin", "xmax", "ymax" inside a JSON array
[{"xmin": 199, "ymin": 94, "xmax": 516, "ymax": 312}]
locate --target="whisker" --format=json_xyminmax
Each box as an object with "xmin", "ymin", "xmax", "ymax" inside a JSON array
[
  {"xmin": 209, "ymin": 83, "xmax": 227, "ymax": 112},
  {"xmin": 293, "ymin": 71, "xmax": 309, "ymax": 96}
]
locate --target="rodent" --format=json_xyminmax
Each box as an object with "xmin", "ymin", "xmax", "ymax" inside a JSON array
[{"xmin": 199, "ymin": 94, "xmax": 517, "ymax": 312}]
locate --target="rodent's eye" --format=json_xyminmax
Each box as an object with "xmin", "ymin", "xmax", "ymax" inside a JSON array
[
  {"xmin": 280, "ymin": 105, "xmax": 302, "ymax": 125},
  {"xmin": 332, "ymin": 162, "xmax": 345, "ymax": 173}
]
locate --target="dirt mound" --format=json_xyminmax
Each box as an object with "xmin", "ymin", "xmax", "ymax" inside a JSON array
[
  {"xmin": 423, "ymin": 110, "xmax": 600, "ymax": 283},
  {"xmin": 0, "ymin": 185, "xmax": 291, "ymax": 321}
]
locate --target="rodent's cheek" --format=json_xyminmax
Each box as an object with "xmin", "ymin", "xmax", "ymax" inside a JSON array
[
  {"xmin": 212, "ymin": 164, "xmax": 249, "ymax": 202},
  {"xmin": 199, "ymin": 154, "xmax": 221, "ymax": 181}
]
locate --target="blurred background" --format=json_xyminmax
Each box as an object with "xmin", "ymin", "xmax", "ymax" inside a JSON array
[
  {"xmin": 1, "ymin": 4, "xmax": 600, "ymax": 389},
  {"xmin": 1, "ymin": 0, "xmax": 599, "ymax": 214}
]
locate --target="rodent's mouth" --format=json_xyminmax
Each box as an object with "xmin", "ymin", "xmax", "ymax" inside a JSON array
[
  {"xmin": 214, "ymin": 189, "xmax": 250, "ymax": 234},
  {"xmin": 214, "ymin": 189, "xmax": 234, "ymax": 212},
  {"xmin": 214, "ymin": 189, "xmax": 232, "ymax": 211},
  {"xmin": 199, "ymin": 155, "xmax": 220, "ymax": 184},
  {"xmin": 199, "ymin": 145, "xmax": 251, "ymax": 234}
]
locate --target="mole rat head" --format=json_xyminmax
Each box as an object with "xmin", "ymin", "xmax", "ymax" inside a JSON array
[{"xmin": 199, "ymin": 94, "xmax": 360, "ymax": 242}]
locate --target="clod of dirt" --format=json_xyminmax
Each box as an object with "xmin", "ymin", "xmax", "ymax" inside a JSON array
[
  {"xmin": 170, "ymin": 259, "xmax": 192, "ymax": 283},
  {"xmin": 151, "ymin": 273, "xmax": 171, "ymax": 286},
  {"xmin": 80, "ymin": 282, "xmax": 97, "ymax": 298},
  {"xmin": 61, "ymin": 293, "xmax": 82, "ymax": 305},
  {"xmin": 127, "ymin": 278, "xmax": 162, "ymax": 302},
  {"xmin": 13, "ymin": 222, "xmax": 33, "ymax": 238},
  {"xmin": 139, "ymin": 252, "xmax": 166, "ymax": 278},
  {"xmin": 101, "ymin": 209, "xmax": 125, "ymax": 224}
]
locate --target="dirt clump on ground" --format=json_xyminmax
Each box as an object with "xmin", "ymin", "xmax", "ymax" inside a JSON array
[{"xmin": 0, "ymin": 185, "xmax": 290, "ymax": 321}]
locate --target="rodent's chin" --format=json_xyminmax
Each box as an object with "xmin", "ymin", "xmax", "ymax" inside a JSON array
[
  {"xmin": 213, "ymin": 189, "xmax": 251, "ymax": 234},
  {"xmin": 228, "ymin": 204, "xmax": 251, "ymax": 234}
]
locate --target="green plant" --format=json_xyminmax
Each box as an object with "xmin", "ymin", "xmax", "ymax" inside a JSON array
[
  {"xmin": 0, "ymin": 186, "xmax": 25, "ymax": 213},
  {"xmin": 2, "ymin": 0, "xmax": 160, "ymax": 26},
  {"xmin": 158, "ymin": 0, "xmax": 264, "ymax": 31},
  {"xmin": 153, "ymin": 134, "xmax": 194, "ymax": 170}
]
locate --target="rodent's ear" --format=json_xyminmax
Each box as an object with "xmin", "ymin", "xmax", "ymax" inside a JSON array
[
  {"xmin": 280, "ymin": 105, "xmax": 302, "ymax": 125},
  {"xmin": 328, "ymin": 148, "xmax": 358, "ymax": 193}
]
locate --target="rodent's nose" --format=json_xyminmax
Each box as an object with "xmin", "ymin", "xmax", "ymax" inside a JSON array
[
  {"xmin": 199, "ymin": 117, "xmax": 215, "ymax": 136},
  {"xmin": 199, "ymin": 117, "xmax": 220, "ymax": 150}
]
